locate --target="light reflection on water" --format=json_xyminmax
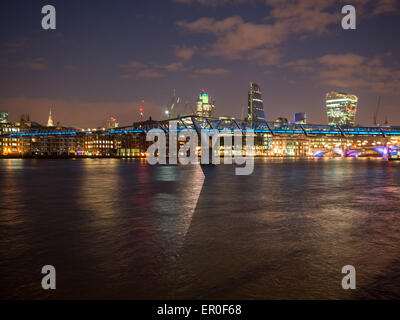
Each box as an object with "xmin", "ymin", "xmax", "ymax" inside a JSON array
[{"xmin": 1, "ymin": 158, "xmax": 400, "ymax": 299}]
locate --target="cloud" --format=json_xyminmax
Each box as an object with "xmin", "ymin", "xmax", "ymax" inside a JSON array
[
  {"xmin": 121, "ymin": 68, "xmax": 165, "ymax": 79},
  {"xmin": 0, "ymin": 57, "xmax": 48, "ymax": 70},
  {"xmin": 283, "ymin": 58, "xmax": 315, "ymax": 72},
  {"xmin": 120, "ymin": 60, "xmax": 164, "ymax": 79},
  {"xmin": 317, "ymin": 54, "xmax": 365, "ymax": 67},
  {"xmin": 266, "ymin": 0, "xmax": 339, "ymax": 34},
  {"xmin": 121, "ymin": 60, "xmax": 146, "ymax": 70},
  {"xmin": 195, "ymin": 67, "xmax": 230, "ymax": 75},
  {"xmin": 372, "ymin": 0, "xmax": 398, "ymax": 15},
  {"xmin": 175, "ymin": 0, "xmax": 398, "ymax": 67},
  {"xmin": 175, "ymin": 45, "xmax": 198, "ymax": 61},
  {"xmin": 4, "ymin": 37, "xmax": 31, "ymax": 52},
  {"xmin": 161, "ymin": 62, "xmax": 189, "ymax": 72},
  {"xmin": 175, "ymin": 0, "xmax": 398, "ymax": 13},
  {"xmin": 247, "ymin": 48, "xmax": 282, "ymax": 66},
  {"xmin": 176, "ymin": 16, "xmax": 244, "ymax": 35},
  {"xmin": 137, "ymin": 69, "xmax": 165, "ymax": 78},
  {"xmin": 285, "ymin": 53, "xmax": 400, "ymax": 96},
  {"xmin": 176, "ymin": 1, "xmax": 340, "ymax": 64},
  {"xmin": 22, "ymin": 58, "xmax": 48, "ymax": 70},
  {"xmin": 177, "ymin": 16, "xmax": 288, "ymax": 61},
  {"xmin": 120, "ymin": 58, "xmax": 191, "ymax": 79}
]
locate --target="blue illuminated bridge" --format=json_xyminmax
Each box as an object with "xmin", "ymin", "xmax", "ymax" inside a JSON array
[{"xmin": 6, "ymin": 116, "xmax": 400, "ymax": 137}]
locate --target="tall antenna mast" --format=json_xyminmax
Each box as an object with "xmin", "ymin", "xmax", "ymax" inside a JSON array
[{"xmin": 139, "ymin": 100, "xmax": 144, "ymax": 121}]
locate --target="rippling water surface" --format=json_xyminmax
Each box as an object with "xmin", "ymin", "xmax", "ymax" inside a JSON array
[{"xmin": 1, "ymin": 158, "xmax": 400, "ymax": 299}]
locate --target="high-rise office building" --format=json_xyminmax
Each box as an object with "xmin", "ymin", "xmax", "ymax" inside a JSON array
[
  {"xmin": 248, "ymin": 82, "xmax": 266, "ymax": 124},
  {"xmin": 0, "ymin": 111, "xmax": 8, "ymax": 124},
  {"xmin": 294, "ymin": 112, "xmax": 307, "ymax": 124},
  {"xmin": 196, "ymin": 90, "xmax": 215, "ymax": 118},
  {"xmin": 326, "ymin": 91, "xmax": 358, "ymax": 126}
]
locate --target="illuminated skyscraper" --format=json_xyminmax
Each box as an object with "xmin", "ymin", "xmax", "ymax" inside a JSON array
[
  {"xmin": 0, "ymin": 111, "xmax": 8, "ymax": 124},
  {"xmin": 47, "ymin": 108, "xmax": 54, "ymax": 127},
  {"xmin": 196, "ymin": 90, "xmax": 215, "ymax": 118},
  {"xmin": 326, "ymin": 92, "xmax": 358, "ymax": 126},
  {"xmin": 248, "ymin": 82, "xmax": 265, "ymax": 124}
]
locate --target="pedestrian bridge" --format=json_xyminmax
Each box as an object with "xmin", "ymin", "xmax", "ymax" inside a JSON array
[
  {"xmin": 5, "ymin": 115, "xmax": 400, "ymax": 137},
  {"xmin": 313, "ymin": 146, "xmax": 400, "ymax": 158}
]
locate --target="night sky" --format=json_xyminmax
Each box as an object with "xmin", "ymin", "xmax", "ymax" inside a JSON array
[{"xmin": 0, "ymin": 0, "xmax": 399, "ymax": 127}]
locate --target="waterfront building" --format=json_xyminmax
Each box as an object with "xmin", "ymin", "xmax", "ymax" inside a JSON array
[
  {"xmin": 47, "ymin": 108, "xmax": 54, "ymax": 127},
  {"xmin": 0, "ymin": 122, "xmax": 23, "ymax": 156},
  {"xmin": 326, "ymin": 92, "xmax": 358, "ymax": 126},
  {"xmin": 29, "ymin": 134, "xmax": 83, "ymax": 157},
  {"xmin": 83, "ymin": 134, "xmax": 116, "ymax": 157},
  {"xmin": 1, "ymin": 128, "xmax": 397, "ymax": 159},
  {"xmin": 196, "ymin": 90, "xmax": 215, "ymax": 118},
  {"xmin": 115, "ymin": 133, "xmax": 147, "ymax": 157},
  {"xmin": 247, "ymin": 82, "xmax": 266, "ymax": 124},
  {"xmin": 1, "ymin": 110, "xmax": 399, "ymax": 159},
  {"xmin": 261, "ymin": 135, "xmax": 310, "ymax": 157}
]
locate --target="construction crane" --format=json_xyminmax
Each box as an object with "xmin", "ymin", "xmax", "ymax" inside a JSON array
[
  {"xmin": 165, "ymin": 89, "xmax": 180, "ymax": 119},
  {"xmin": 373, "ymin": 96, "xmax": 381, "ymax": 126},
  {"xmin": 384, "ymin": 117, "xmax": 389, "ymax": 126}
]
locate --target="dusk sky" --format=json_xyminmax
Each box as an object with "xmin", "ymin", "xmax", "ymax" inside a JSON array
[{"xmin": 0, "ymin": 0, "xmax": 399, "ymax": 127}]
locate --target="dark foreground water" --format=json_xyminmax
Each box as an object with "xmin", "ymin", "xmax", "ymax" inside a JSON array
[{"xmin": 1, "ymin": 158, "xmax": 400, "ymax": 299}]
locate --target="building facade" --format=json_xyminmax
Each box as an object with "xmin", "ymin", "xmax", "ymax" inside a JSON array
[
  {"xmin": 0, "ymin": 111, "xmax": 8, "ymax": 124},
  {"xmin": 29, "ymin": 135, "xmax": 83, "ymax": 157},
  {"xmin": 0, "ymin": 123, "xmax": 23, "ymax": 156},
  {"xmin": 248, "ymin": 82, "xmax": 266, "ymax": 124},
  {"xmin": 115, "ymin": 133, "xmax": 147, "ymax": 157},
  {"xmin": 196, "ymin": 90, "xmax": 215, "ymax": 118},
  {"xmin": 326, "ymin": 91, "xmax": 358, "ymax": 126},
  {"xmin": 83, "ymin": 133, "xmax": 116, "ymax": 157}
]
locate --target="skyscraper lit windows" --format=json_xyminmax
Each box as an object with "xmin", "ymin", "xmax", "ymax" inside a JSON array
[
  {"xmin": 248, "ymin": 82, "xmax": 266, "ymax": 124},
  {"xmin": 326, "ymin": 92, "xmax": 358, "ymax": 126}
]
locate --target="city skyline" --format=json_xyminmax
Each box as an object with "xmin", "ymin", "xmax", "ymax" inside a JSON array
[
  {"xmin": 0, "ymin": 87, "xmax": 392, "ymax": 129},
  {"xmin": 0, "ymin": 1, "xmax": 399, "ymax": 127},
  {"xmin": 2, "ymin": 1, "xmax": 400, "ymax": 304}
]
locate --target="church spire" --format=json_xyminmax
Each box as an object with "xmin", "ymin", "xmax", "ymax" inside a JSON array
[{"xmin": 47, "ymin": 108, "xmax": 54, "ymax": 127}]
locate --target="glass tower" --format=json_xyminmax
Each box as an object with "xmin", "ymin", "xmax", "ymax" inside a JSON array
[
  {"xmin": 0, "ymin": 111, "xmax": 8, "ymax": 124},
  {"xmin": 248, "ymin": 82, "xmax": 266, "ymax": 124},
  {"xmin": 196, "ymin": 90, "xmax": 215, "ymax": 118},
  {"xmin": 326, "ymin": 92, "xmax": 358, "ymax": 127}
]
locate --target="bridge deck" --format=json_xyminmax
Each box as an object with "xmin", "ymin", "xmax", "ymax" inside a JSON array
[{"xmin": 3, "ymin": 116, "xmax": 400, "ymax": 137}]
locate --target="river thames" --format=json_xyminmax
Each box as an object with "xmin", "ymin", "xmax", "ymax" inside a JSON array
[{"xmin": 1, "ymin": 158, "xmax": 400, "ymax": 299}]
